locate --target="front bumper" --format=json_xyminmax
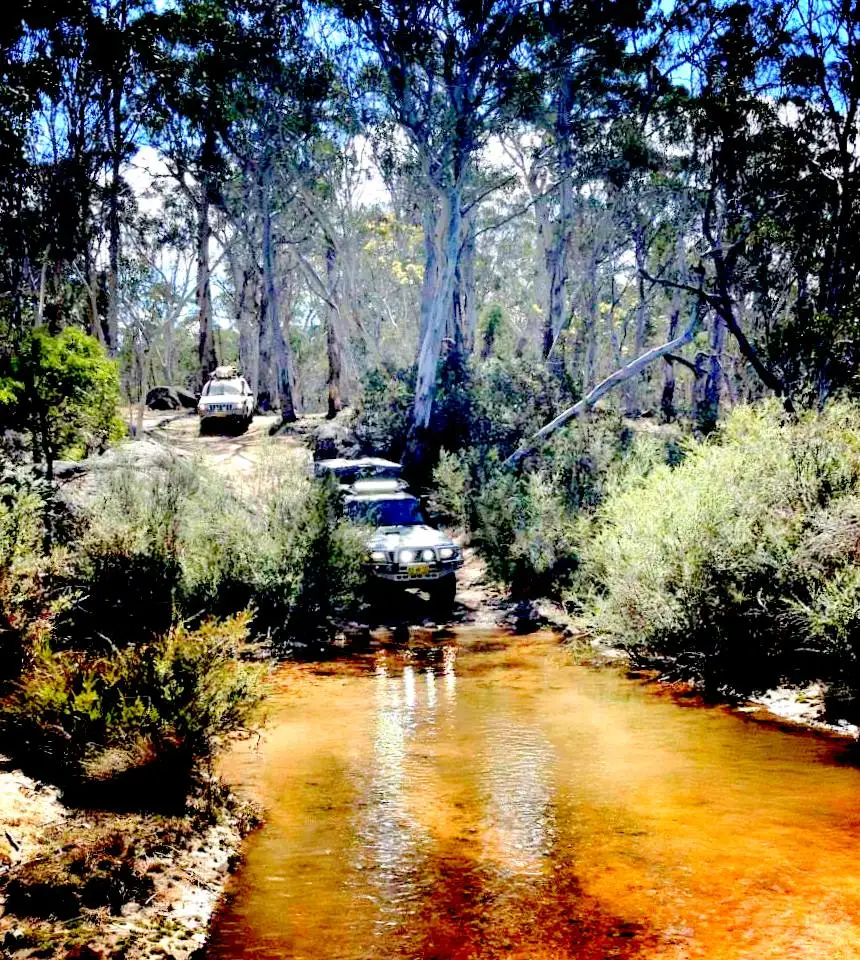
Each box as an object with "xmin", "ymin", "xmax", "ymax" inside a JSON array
[
  {"xmin": 369, "ymin": 558, "xmax": 462, "ymax": 584},
  {"xmin": 199, "ymin": 407, "xmax": 248, "ymax": 419}
]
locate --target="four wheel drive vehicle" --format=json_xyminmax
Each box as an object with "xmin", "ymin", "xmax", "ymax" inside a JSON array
[
  {"xmin": 197, "ymin": 366, "xmax": 255, "ymax": 433},
  {"xmin": 313, "ymin": 457, "xmax": 404, "ymax": 485},
  {"xmin": 344, "ymin": 483, "xmax": 462, "ymax": 609}
]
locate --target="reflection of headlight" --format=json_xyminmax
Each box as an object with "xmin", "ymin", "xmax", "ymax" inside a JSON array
[
  {"xmin": 421, "ymin": 548, "xmax": 435, "ymax": 561},
  {"xmin": 439, "ymin": 547, "xmax": 455, "ymax": 560},
  {"xmin": 370, "ymin": 550, "xmax": 386, "ymax": 562},
  {"xmin": 399, "ymin": 549, "xmax": 415, "ymax": 564}
]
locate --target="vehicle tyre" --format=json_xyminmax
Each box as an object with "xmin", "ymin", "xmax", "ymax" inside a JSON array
[
  {"xmin": 199, "ymin": 418, "xmax": 210, "ymax": 436},
  {"xmin": 366, "ymin": 577, "xmax": 388, "ymax": 615},
  {"xmin": 431, "ymin": 575, "xmax": 456, "ymax": 614}
]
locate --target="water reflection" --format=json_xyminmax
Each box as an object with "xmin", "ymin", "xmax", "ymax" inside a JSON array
[
  {"xmin": 481, "ymin": 718, "xmax": 556, "ymax": 871},
  {"xmin": 211, "ymin": 630, "xmax": 860, "ymax": 960}
]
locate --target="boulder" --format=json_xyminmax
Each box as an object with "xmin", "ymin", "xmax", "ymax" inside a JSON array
[
  {"xmin": 175, "ymin": 387, "xmax": 198, "ymax": 409},
  {"xmin": 312, "ymin": 408, "xmax": 361, "ymax": 460},
  {"xmin": 146, "ymin": 386, "xmax": 180, "ymax": 410}
]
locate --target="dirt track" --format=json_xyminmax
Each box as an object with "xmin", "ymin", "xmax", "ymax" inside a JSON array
[{"xmin": 140, "ymin": 410, "xmax": 320, "ymax": 483}]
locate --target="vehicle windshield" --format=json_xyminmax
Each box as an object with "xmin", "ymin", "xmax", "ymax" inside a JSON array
[
  {"xmin": 205, "ymin": 380, "xmax": 242, "ymax": 396},
  {"xmin": 346, "ymin": 497, "xmax": 424, "ymax": 526}
]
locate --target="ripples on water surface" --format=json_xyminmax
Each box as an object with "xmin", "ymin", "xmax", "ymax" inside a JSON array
[{"xmin": 208, "ymin": 630, "xmax": 860, "ymax": 960}]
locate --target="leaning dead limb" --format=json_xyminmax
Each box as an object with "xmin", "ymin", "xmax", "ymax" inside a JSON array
[{"xmin": 503, "ymin": 300, "xmax": 703, "ymax": 469}]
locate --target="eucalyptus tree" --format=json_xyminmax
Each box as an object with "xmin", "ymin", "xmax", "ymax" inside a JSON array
[{"xmin": 337, "ymin": 0, "xmax": 537, "ymax": 464}]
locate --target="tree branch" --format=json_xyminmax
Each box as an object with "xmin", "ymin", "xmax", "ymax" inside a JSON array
[{"xmin": 503, "ymin": 300, "xmax": 704, "ymax": 469}]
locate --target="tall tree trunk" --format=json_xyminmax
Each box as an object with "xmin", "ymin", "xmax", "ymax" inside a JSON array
[
  {"xmin": 700, "ymin": 311, "xmax": 725, "ymax": 429},
  {"xmin": 325, "ymin": 237, "xmax": 345, "ymax": 419},
  {"xmin": 625, "ymin": 224, "xmax": 649, "ymax": 415},
  {"xmin": 411, "ymin": 185, "xmax": 462, "ymax": 435},
  {"xmin": 660, "ymin": 298, "xmax": 680, "ymax": 422},
  {"xmin": 106, "ymin": 80, "xmax": 122, "ymax": 356},
  {"xmin": 452, "ymin": 212, "xmax": 476, "ymax": 354},
  {"xmin": 196, "ymin": 184, "xmax": 217, "ymax": 388},
  {"xmin": 418, "ymin": 202, "xmax": 441, "ymax": 349},
  {"xmin": 232, "ymin": 249, "xmax": 258, "ymax": 398},
  {"xmin": 261, "ymin": 166, "xmax": 296, "ymax": 422},
  {"xmin": 543, "ymin": 71, "xmax": 575, "ymax": 360}
]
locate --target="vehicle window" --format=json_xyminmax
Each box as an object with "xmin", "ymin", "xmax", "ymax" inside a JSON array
[
  {"xmin": 205, "ymin": 380, "xmax": 242, "ymax": 396},
  {"xmin": 346, "ymin": 498, "xmax": 424, "ymax": 526}
]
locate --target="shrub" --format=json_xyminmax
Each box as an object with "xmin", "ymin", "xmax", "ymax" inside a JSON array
[
  {"xmin": 4, "ymin": 328, "xmax": 124, "ymax": 476},
  {"xmin": 55, "ymin": 451, "xmax": 368, "ymax": 653},
  {"xmin": 0, "ymin": 612, "xmax": 264, "ymax": 800},
  {"xmin": 353, "ymin": 366, "xmax": 414, "ymax": 459},
  {"xmin": 471, "ymin": 417, "xmax": 682, "ymax": 598},
  {"xmin": 581, "ymin": 401, "xmax": 860, "ymax": 696},
  {"xmin": 427, "ymin": 449, "xmax": 469, "ymax": 531},
  {"xmin": 475, "ymin": 468, "xmax": 583, "ymax": 600}
]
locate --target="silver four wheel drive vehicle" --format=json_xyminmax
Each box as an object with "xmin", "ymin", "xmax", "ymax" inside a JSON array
[
  {"xmin": 197, "ymin": 366, "xmax": 255, "ymax": 433},
  {"xmin": 313, "ymin": 457, "xmax": 404, "ymax": 485},
  {"xmin": 344, "ymin": 478, "xmax": 462, "ymax": 608}
]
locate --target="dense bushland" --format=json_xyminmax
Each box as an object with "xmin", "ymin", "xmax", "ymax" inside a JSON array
[
  {"xmin": 357, "ymin": 361, "xmax": 860, "ymax": 717},
  {"xmin": 357, "ymin": 356, "xmax": 684, "ymax": 598},
  {"xmin": 579, "ymin": 402, "xmax": 860, "ymax": 710},
  {"xmin": 0, "ymin": 448, "xmax": 366, "ymax": 803}
]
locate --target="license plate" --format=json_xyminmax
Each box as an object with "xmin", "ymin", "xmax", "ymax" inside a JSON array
[{"xmin": 407, "ymin": 563, "xmax": 430, "ymax": 576}]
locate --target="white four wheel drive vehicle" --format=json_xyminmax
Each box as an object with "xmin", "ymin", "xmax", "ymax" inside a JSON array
[
  {"xmin": 343, "ymin": 478, "xmax": 463, "ymax": 611},
  {"xmin": 197, "ymin": 366, "xmax": 255, "ymax": 434}
]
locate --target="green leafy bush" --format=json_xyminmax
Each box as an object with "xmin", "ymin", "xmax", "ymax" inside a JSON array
[
  {"xmin": 475, "ymin": 468, "xmax": 583, "ymax": 599},
  {"xmin": 353, "ymin": 366, "xmax": 414, "ymax": 460},
  {"xmin": 471, "ymin": 417, "xmax": 683, "ymax": 598},
  {"xmin": 4, "ymin": 328, "xmax": 124, "ymax": 476},
  {"xmin": 1, "ymin": 612, "xmax": 264, "ymax": 800},
  {"xmin": 427, "ymin": 449, "xmax": 469, "ymax": 531},
  {"xmin": 582, "ymin": 401, "xmax": 860, "ymax": 697},
  {"xmin": 56, "ymin": 451, "xmax": 367, "ymax": 652}
]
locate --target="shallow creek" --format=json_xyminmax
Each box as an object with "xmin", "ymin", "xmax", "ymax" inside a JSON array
[{"xmin": 208, "ymin": 629, "xmax": 860, "ymax": 960}]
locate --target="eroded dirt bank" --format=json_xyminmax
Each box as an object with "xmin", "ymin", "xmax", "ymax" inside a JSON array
[{"xmin": 0, "ymin": 763, "xmax": 250, "ymax": 960}]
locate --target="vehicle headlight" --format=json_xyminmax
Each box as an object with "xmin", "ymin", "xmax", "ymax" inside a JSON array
[
  {"xmin": 370, "ymin": 550, "xmax": 386, "ymax": 562},
  {"xmin": 399, "ymin": 549, "xmax": 415, "ymax": 564},
  {"xmin": 439, "ymin": 547, "xmax": 456, "ymax": 560},
  {"xmin": 421, "ymin": 548, "xmax": 435, "ymax": 561}
]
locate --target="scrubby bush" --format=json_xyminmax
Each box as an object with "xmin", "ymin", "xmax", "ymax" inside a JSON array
[
  {"xmin": 427, "ymin": 449, "xmax": 469, "ymax": 531},
  {"xmin": 54, "ymin": 450, "xmax": 368, "ymax": 652},
  {"xmin": 581, "ymin": 401, "xmax": 860, "ymax": 701},
  {"xmin": 353, "ymin": 366, "xmax": 414, "ymax": 460},
  {"xmin": 1, "ymin": 612, "xmax": 264, "ymax": 802},
  {"xmin": 475, "ymin": 468, "xmax": 583, "ymax": 599},
  {"xmin": 471, "ymin": 417, "xmax": 684, "ymax": 598}
]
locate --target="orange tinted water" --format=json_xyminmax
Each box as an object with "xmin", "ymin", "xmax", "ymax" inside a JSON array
[{"xmin": 208, "ymin": 630, "xmax": 860, "ymax": 960}]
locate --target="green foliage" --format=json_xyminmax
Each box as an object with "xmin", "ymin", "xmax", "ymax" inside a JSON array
[
  {"xmin": 475, "ymin": 468, "xmax": 583, "ymax": 600},
  {"xmin": 472, "ymin": 417, "xmax": 681, "ymax": 599},
  {"xmin": 582, "ymin": 402, "xmax": 860, "ymax": 698},
  {"xmin": 427, "ymin": 449, "xmax": 468, "ymax": 531},
  {"xmin": 353, "ymin": 366, "xmax": 415, "ymax": 460},
  {"xmin": 57, "ymin": 452, "xmax": 367, "ymax": 653},
  {"xmin": 1, "ymin": 612, "xmax": 264, "ymax": 793},
  {"xmin": 8, "ymin": 328, "xmax": 123, "ymax": 472}
]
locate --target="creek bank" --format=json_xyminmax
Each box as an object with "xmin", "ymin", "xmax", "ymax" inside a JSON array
[{"xmin": 0, "ymin": 761, "xmax": 255, "ymax": 960}]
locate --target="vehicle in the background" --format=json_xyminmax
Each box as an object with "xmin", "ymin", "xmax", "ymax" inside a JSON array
[
  {"xmin": 344, "ymin": 478, "xmax": 462, "ymax": 610},
  {"xmin": 313, "ymin": 457, "xmax": 404, "ymax": 486},
  {"xmin": 197, "ymin": 366, "xmax": 255, "ymax": 434}
]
